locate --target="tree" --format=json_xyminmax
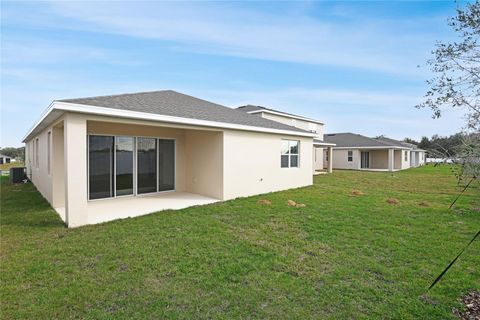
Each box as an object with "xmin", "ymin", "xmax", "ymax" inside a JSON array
[
  {"xmin": 417, "ymin": 1, "xmax": 479, "ymax": 179},
  {"xmin": 416, "ymin": 1, "xmax": 479, "ymax": 132},
  {"xmin": 417, "ymin": 1, "xmax": 479, "ymax": 290},
  {"xmin": 0, "ymin": 147, "xmax": 25, "ymax": 161}
]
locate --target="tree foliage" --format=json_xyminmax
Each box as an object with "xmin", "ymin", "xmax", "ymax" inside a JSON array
[
  {"xmin": 417, "ymin": 1, "xmax": 480, "ymax": 180},
  {"xmin": 417, "ymin": 1, "xmax": 479, "ymax": 131},
  {"xmin": 0, "ymin": 147, "xmax": 25, "ymax": 161}
]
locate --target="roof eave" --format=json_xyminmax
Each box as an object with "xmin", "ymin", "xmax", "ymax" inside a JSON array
[
  {"xmin": 247, "ymin": 109, "xmax": 325, "ymax": 125},
  {"xmin": 23, "ymin": 101, "xmax": 318, "ymax": 142}
]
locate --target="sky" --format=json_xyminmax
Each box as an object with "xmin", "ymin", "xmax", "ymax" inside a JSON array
[{"xmin": 0, "ymin": 1, "xmax": 469, "ymax": 147}]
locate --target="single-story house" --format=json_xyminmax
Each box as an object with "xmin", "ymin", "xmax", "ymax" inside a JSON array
[
  {"xmin": 322, "ymin": 133, "xmax": 425, "ymax": 171},
  {"xmin": 23, "ymin": 90, "xmax": 318, "ymax": 227},
  {"xmin": 237, "ymin": 105, "xmax": 336, "ymax": 173},
  {"xmin": 0, "ymin": 154, "xmax": 12, "ymax": 165}
]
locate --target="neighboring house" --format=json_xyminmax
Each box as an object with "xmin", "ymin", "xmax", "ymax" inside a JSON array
[
  {"xmin": 23, "ymin": 90, "xmax": 317, "ymax": 227},
  {"xmin": 323, "ymin": 133, "xmax": 426, "ymax": 171},
  {"xmin": 237, "ymin": 105, "xmax": 336, "ymax": 172},
  {"xmin": 0, "ymin": 154, "xmax": 12, "ymax": 165}
]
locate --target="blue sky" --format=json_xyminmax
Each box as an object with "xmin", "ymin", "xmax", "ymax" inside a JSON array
[{"xmin": 0, "ymin": 1, "xmax": 467, "ymax": 147}]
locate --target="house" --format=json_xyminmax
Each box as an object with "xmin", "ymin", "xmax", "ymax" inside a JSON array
[
  {"xmin": 322, "ymin": 133, "xmax": 426, "ymax": 171},
  {"xmin": 0, "ymin": 154, "xmax": 12, "ymax": 165},
  {"xmin": 237, "ymin": 105, "xmax": 336, "ymax": 173},
  {"xmin": 23, "ymin": 90, "xmax": 317, "ymax": 227}
]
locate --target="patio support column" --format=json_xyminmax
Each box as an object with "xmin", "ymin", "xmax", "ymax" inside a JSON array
[
  {"xmin": 327, "ymin": 146, "xmax": 333, "ymax": 173},
  {"xmin": 388, "ymin": 148, "xmax": 394, "ymax": 172},
  {"xmin": 64, "ymin": 113, "xmax": 88, "ymax": 227}
]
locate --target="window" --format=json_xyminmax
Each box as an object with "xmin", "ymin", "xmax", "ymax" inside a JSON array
[
  {"xmin": 35, "ymin": 138, "xmax": 39, "ymax": 168},
  {"xmin": 326, "ymin": 150, "xmax": 329, "ymax": 161},
  {"xmin": 404, "ymin": 151, "xmax": 408, "ymax": 161},
  {"xmin": 47, "ymin": 132, "xmax": 51, "ymax": 174},
  {"xmin": 347, "ymin": 150, "xmax": 353, "ymax": 162},
  {"xmin": 281, "ymin": 140, "xmax": 299, "ymax": 168}
]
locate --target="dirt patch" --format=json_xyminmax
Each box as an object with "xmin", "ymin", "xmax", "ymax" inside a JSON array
[
  {"xmin": 287, "ymin": 200, "xmax": 297, "ymax": 207},
  {"xmin": 257, "ymin": 199, "xmax": 272, "ymax": 206},
  {"xmin": 349, "ymin": 189, "xmax": 364, "ymax": 197},
  {"xmin": 453, "ymin": 291, "xmax": 480, "ymax": 320},
  {"xmin": 386, "ymin": 198, "xmax": 400, "ymax": 205},
  {"xmin": 419, "ymin": 201, "xmax": 431, "ymax": 207}
]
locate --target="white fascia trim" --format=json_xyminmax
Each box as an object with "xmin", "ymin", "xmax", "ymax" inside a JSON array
[
  {"xmin": 333, "ymin": 146, "xmax": 411, "ymax": 150},
  {"xmin": 247, "ymin": 109, "xmax": 325, "ymax": 125},
  {"xmin": 313, "ymin": 142, "xmax": 336, "ymax": 146},
  {"xmin": 22, "ymin": 101, "xmax": 55, "ymax": 142},
  {"xmin": 23, "ymin": 101, "xmax": 318, "ymax": 142}
]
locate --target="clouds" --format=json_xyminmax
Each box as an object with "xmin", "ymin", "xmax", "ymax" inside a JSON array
[
  {"xmin": 40, "ymin": 1, "xmax": 447, "ymax": 76},
  {"xmin": 0, "ymin": 1, "xmax": 463, "ymax": 146}
]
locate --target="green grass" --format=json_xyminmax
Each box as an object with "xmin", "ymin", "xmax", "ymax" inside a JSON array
[
  {"xmin": 1, "ymin": 165, "xmax": 479, "ymax": 319},
  {"xmin": 0, "ymin": 161, "xmax": 24, "ymax": 171}
]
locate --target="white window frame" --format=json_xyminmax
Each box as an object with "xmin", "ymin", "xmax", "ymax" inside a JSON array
[
  {"xmin": 404, "ymin": 151, "xmax": 408, "ymax": 161},
  {"xmin": 347, "ymin": 150, "xmax": 353, "ymax": 162},
  {"xmin": 281, "ymin": 139, "xmax": 300, "ymax": 168}
]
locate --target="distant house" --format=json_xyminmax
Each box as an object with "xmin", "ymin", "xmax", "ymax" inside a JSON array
[
  {"xmin": 0, "ymin": 154, "xmax": 12, "ymax": 165},
  {"xmin": 323, "ymin": 133, "xmax": 426, "ymax": 171},
  {"xmin": 237, "ymin": 105, "xmax": 336, "ymax": 173},
  {"xmin": 23, "ymin": 90, "xmax": 318, "ymax": 227}
]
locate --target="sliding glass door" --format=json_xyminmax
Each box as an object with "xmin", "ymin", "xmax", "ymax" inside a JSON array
[
  {"xmin": 136, "ymin": 137, "xmax": 157, "ymax": 194},
  {"xmin": 88, "ymin": 135, "xmax": 175, "ymax": 199},
  {"xmin": 115, "ymin": 137, "xmax": 134, "ymax": 196},
  {"xmin": 88, "ymin": 135, "xmax": 114, "ymax": 200},
  {"xmin": 361, "ymin": 151, "xmax": 370, "ymax": 169},
  {"xmin": 158, "ymin": 139, "xmax": 175, "ymax": 191}
]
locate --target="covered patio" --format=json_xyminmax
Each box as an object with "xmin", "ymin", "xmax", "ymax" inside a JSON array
[
  {"xmin": 51, "ymin": 114, "xmax": 225, "ymax": 227},
  {"xmin": 358, "ymin": 148, "xmax": 406, "ymax": 171}
]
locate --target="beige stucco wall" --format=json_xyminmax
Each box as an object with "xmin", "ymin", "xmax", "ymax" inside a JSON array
[
  {"xmin": 223, "ymin": 130, "xmax": 313, "ymax": 200},
  {"xmin": 185, "ymin": 130, "xmax": 224, "ymax": 199},
  {"xmin": 26, "ymin": 111, "xmax": 314, "ymax": 227},
  {"xmin": 330, "ymin": 149, "xmax": 360, "ymax": 170},
  {"xmin": 313, "ymin": 147, "xmax": 323, "ymax": 170},
  {"xmin": 25, "ymin": 118, "xmax": 66, "ymax": 206},
  {"xmin": 369, "ymin": 150, "xmax": 389, "ymax": 169},
  {"xmin": 258, "ymin": 112, "xmax": 324, "ymax": 138}
]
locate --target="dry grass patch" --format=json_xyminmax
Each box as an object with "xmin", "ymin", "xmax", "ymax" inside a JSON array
[
  {"xmin": 419, "ymin": 201, "xmax": 431, "ymax": 207},
  {"xmin": 257, "ymin": 199, "xmax": 272, "ymax": 206},
  {"xmin": 349, "ymin": 189, "xmax": 364, "ymax": 196},
  {"xmin": 386, "ymin": 198, "xmax": 400, "ymax": 205},
  {"xmin": 286, "ymin": 200, "xmax": 296, "ymax": 207}
]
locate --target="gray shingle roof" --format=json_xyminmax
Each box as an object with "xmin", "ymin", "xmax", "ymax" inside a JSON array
[
  {"xmin": 59, "ymin": 90, "xmax": 309, "ymax": 134},
  {"xmin": 374, "ymin": 137, "xmax": 419, "ymax": 149},
  {"xmin": 324, "ymin": 133, "xmax": 405, "ymax": 148},
  {"xmin": 237, "ymin": 104, "xmax": 324, "ymax": 124}
]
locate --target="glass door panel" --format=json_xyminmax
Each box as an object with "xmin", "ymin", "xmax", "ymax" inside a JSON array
[
  {"xmin": 137, "ymin": 137, "xmax": 157, "ymax": 194},
  {"xmin": 158, "ymin": 139, "xmax": 175, "ymax": 191},
  {"xmin": 89, "ymin": 135, "xmax": 114, "ymax": 199},
  {"xmin": 115, "ymin": 136, "xmax": 134, "ymax": 196}
]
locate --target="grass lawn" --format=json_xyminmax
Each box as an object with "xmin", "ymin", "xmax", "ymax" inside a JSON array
[
  {"xmin": 0, "ymin": 162, "xmax": 24, "ymax": 171},
  {"xmin": 1, "ymin": 165, "xmax": 479, "ymax": 319}
]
